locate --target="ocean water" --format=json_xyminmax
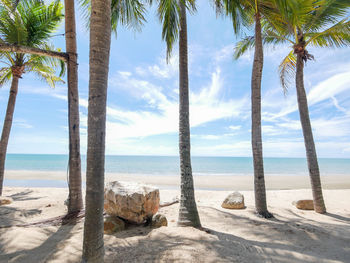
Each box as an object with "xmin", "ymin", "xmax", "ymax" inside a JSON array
[{"xmin": 5, "ymin": 154, "xmax": 350, "ymax": 176}]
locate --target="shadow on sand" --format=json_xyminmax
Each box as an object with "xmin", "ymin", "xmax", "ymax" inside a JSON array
[{"xmin": 104, "ymin": 206, "xmax": 350, "ymax": 263}]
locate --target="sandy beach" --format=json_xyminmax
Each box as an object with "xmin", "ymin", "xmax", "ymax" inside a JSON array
[{"xmin": 0, "ymin": 180, "xmax": 349, "ymax": 262}]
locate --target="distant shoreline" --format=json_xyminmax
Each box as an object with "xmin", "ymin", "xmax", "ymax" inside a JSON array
[{"xmin": 4, "ymin": 170, "xmax": 350, "ymax": 190}]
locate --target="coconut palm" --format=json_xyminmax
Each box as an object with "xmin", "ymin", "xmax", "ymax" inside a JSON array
[
  {"xmin": 81, "ymin": 0, "xmax": 147, "ymax": 261},
  {"xmin": 0, "ymin": 0, "xmax": 64, "ymax": 196},
  {"xmin": 64, "ymin": 0, "xmax": 83, "ymax": 214},
  {"xmin": 218, "ymin": 0, "xmax": 275, "ymax": 218},
  {"xmin": 156, "ymin": 0, "xmax": 201, "ymax": 227},
  {"xmin": 235, "ymin": 0, "xmax": 350, "ymax": 213}
]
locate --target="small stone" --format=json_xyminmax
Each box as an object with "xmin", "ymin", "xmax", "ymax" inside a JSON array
[
  {"xmin": 151, "ymin": 214, "xmax": 168, "ymax": 228},
  {"xmin": 221, "ymin": 192, "xmax": 245, "ymax": 209},
  {"xmin": 0, "ymin": 197, "xmax": 13, "ymax": 206},
  {"xmin": 104, "ymin": 216, "xmax": 125, "ymax": 234},
  {"xmin": 293, "ymin": 200, "xmax": 314, "ymax": 210}
]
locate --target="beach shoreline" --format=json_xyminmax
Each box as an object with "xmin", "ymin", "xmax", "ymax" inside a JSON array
[{"xmin": 4, "ymin": 169, "xmax": 350, "ymax": 190}]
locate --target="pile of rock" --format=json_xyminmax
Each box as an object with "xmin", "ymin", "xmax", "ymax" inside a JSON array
[
  {"xmin": 0, "ymin": 196, "xmax": 13, "ymax": 206},
  {"xmin": 103, "ymin": 181, "xmax": 167, "ymax": 234},
  {"xmin": 292, "ymin": 200, "xmax": 314, "ymax": 210},
  {"xmin": 221, "ymin": 192, "xmax": 245, "ymax": 209}
]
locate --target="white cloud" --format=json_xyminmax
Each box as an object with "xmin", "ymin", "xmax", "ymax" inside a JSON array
[
  {"xmin": 308, "ymin": 71, "xmax": 350, "ymax": 106},
  {"xmin": 229, "ymin": 125, "xmax": 241, "ymax": 131},
  {"xmin": 13, "ymin": 119, "xmax": 33, "ymax": 129},
  {"xmin": 134, "ymin": 55, "xmax": 178, "ymax": 79},
  {"xmin": 214, "ymin": 44, "xmax": 234, "ymax": 63},
  {"xmin": 53, "ymin": 66, "xmax": 248, "ymax": 146}
]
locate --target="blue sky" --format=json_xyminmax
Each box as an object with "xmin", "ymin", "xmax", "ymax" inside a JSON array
[{"xmin": 1, "ymin": 1, "xmax": 350, "ymax": 157}]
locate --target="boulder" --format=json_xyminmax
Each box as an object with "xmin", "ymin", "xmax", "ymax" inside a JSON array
[
  {"xmin": 104, "ymin": 216, "xmax": 125, "ymax": 234},
  {"xmin": 221, "ymin": 192, "xmax": 245, "ymax": 209},
  {"xmin": 104, "ymin": 181, "xmax": 160, "ymax": 224},
  {"xmin": 151, "ymin": 214, "xmax": 168, "ymax": 228},
  {"xmin": 0, "ymin": 197, "xmax": 13, "ymax": 206},
  {"xmin": 293, "ymin": 200, "xmax": 314, "ymax": 210}
]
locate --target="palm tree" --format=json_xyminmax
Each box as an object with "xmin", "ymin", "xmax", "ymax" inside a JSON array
[
  {"xmin": 219, "ymin": 0, "xmax": 274, "ymax": 218},
  {"xmin": 64, "ymin": 0, "xmax": 83, "ymax": 214},
  {"xmin": 0, "ymin": 0, "xmax": 64, "ymax": 196},
  {"xmin": 235, "ymin": 0, "xmax": 350, "ymax": 213},
  {"xmin": 157, "ymin": 0, "xmax": 201, "ymax": 227},
  {"xmin": 82, "ymin": 0, "xmax": 111, "ymax": 260},
  {"xmin": 82, "ymin": 0, "xmax": 146, "ymax": 261}
]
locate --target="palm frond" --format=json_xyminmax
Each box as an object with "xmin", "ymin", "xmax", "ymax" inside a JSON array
[
  {"xmin": 79, "ymin": 0, "xmax": 148, "ymax": 36},
  {"xmin": 305, "ymin": 0, "xmax": 350, "ymax": 32},
  {"xmin": 0, "ymin": 67, "xmax": 12, "ymax": 87},
  {"xmin": 157, "ymin": 0, "xmax": 180, "ymax": 61},
  {"xmin": 233, "ymin": 35, "xmax": 254, "ymax": 60},
  {"xmin": 111, "ymin": 0, "xmax": 147, "ymax": 33},
  {"xmin": 278, "ymin": 50, "xmax": 296, "ymax": 93},
  {"xmin": 306, "ymin": 18, "xmax": 350, "ymax": 48},
  {"xmin": 26, "ymin": 58, "xmax": 64, "ymax": 87}
]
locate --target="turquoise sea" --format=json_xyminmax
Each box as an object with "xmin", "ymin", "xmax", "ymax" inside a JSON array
[
  {"xmin": 4, "ymin": 154, "xmax": 349, "ymax": 188},
  {"xmin": 4, "ymin": 154, "xmax": 350, "ymax": 176}
]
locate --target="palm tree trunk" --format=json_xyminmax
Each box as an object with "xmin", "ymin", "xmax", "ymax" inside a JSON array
[
  {"xmin": 82, "ymin": 0, "xmax": 111, "ymax": 261},
  {"xmin": 251, "ymin": 14, "xmax": 272, "ymax": 218},
  {"xmin": 177, "ymin": 1, "xmax": 201, "ymax": 228},
  {"xmin": 0, "ymin": 76, "xmax": 19, "ymax": 196},
  {"xmin": 0, "ymin": 44, "xmax": 68, "ymax": 62},
  {"xmin": 64, "ymin": 0, "xmax": 83, "ymax": 214},
  {"xmin": 295, "ymin": 54, "xmax": 326, "ymax": 214}
]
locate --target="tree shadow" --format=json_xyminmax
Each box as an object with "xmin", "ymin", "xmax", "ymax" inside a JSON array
[
  {"xmin": 104, "ymin": 206, "xmax": 350, "ymax": 262},
  {"xmin": 9, "ymin": 190, "xmax": 43, "ymax": 201},
  {"xmin": 112, "ymin": 224, "xmax": 153, "ymax": 238},
  {"xmin": 0, "ymin": 223, "xmax": 79, "ymax": 263},
  {"xmin": 325, "ymin": 213, "xmax": 350, "ymax": 223},
  {"xmin": 0, "ymin": 190, "xmax": 44, "ymax": 228}
]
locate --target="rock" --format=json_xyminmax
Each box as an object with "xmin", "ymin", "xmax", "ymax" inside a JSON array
[
  {"xmin": 0, "ymin": 197, "xmax": 13, "ymax": 206},
  {"xmin": 104, "ymin": 216, "xmax": 126, "ymax": 234},
  {"xmin": 151, "ymin": 214, "xmax": 168, "ymax": 228},
  {"xmin": 104, "ymin": 181, "xmax": 160, "ymax": 224},
  {"xmin": 293, "ymin": 200, "xmax": 314, "ymax": 210},
  {"xmin": 221, "ymin": 192, "xmax": 245, "ymax": 209}
]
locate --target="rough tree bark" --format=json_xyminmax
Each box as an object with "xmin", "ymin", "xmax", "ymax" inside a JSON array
[
  {"xmin": 295, "ymin": 53, "xmax": 326, "ymax": 214},
  {"xmin": 177, "ymin": 1, "xmax": 201, "ymax": 228},
  {"xmin": 0, "ymin": 67, "xmax": 22, "ymax": 196},
  {"xmin": 0, "ymin": 44, "xmax": 68, "ymax": 62},
  {"xmin": 64, "ymin": 0, "xmax": 83, "ymax": 214},
  {"xmin": 251, "ymin": 14, "xmax": 272, "ymax": 218},
  {"xmin": 82, "ymin": 0, "xmax": 111, "ymax": 261}
]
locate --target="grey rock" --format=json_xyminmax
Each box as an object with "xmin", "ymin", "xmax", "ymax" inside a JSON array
[
  {"xmin": 104, "ymin": 181, "xmax": 160, "ymax": 224},
  {"xmin": 104, "ymin": 216, "xmax": 126, "ymax": 234},
  {"xmin": 151, "ymin": 214, "xmax": 168, "ymax": 228},
  {"xmin": 221, "ymin": 192, "xmax": 245, "ymax": 209}
]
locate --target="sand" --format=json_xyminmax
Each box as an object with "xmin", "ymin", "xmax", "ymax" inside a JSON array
[{"xmin": 0, "ymin": 185, "xmax": 349, "ymax": 263}]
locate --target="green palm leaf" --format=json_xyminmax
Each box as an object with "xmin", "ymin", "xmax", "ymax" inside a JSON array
[{"xmin": 0, "ymin": 0, "xmax": 64, "ymax": 88}]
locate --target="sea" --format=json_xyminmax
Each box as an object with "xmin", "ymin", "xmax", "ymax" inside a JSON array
[{"xmin": 4, "ymin": 154, "xmax": 350, "ymax": 176}]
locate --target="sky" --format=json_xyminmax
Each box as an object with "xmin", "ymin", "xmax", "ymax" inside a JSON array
[{"xmin": 0, "ymin": 0, "xmax": 350, "ymax": 158}]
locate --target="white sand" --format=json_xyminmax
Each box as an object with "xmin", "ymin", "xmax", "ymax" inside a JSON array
[{"xmin": 0, "ymin": 186, "xmax": 349, "ymax": 262}]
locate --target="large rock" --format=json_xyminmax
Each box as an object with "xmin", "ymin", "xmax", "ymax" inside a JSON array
[
  {"xmin": 151, "ymin": 214, "xmax": 168, "ymax": 228},
  {"xmin": 104, "ymin": 181, "xmax": 160, "ymax": 224},
  {"xmin": 293, "ymin": 200, "xmax": 314, "ymax": 210},
  {"xmin": 0, "ymin": 197, "xmax": 13, "ymax": 206},
  {"xmin": 221, "ymin": 192, "xmax": 245, "ymax": 209},
  {"xmin": 104, "ymin": 216, "xmax": 125, "ymax": 234}
]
